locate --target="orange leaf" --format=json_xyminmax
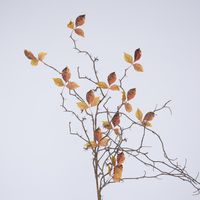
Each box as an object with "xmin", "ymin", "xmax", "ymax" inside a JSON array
[
  {"xmin": 75, "ymin": 14, "xmax": 85, "ymax": 27},
  {"xmin": 86, "ymin": 90, "xmax": 95, "ymax": 105},
  {"xmin": 99, "ymin": 137, "xmax": 109, "ymax": 147},
  {"xmin": 94, "ymin": 128, "xmax": 102, "ymax": 142},
  {"xmin": 112, "ymin": 112, "xmax": 120, "ymax": 127},
  {"xmin": 97, "ymin": 82, "xmax": 109, "ymax": 89},
  {"xmin": 110, "ymin": 84, "xmax": 120, "ymax": 91},
  {"xmin": 24, "ymin": 49, "xmax": 37, "ymax": 60},
  {"xmin": 122, "ymin": 90, "xmax": 126, "ymax": 102},
  {"xmin": 107, "ymin": 72, "xmax": 117, "ymax": 85},
  {"xmin": 91, "ymin": 96, "xmax": 100, "ymax": 107},
  {"xmin": 67, "ymin": 21, "xmax": 74, "ymax": 29},
  {"xmin": 113, "ymin": 165, "xmax": 123, "ymax": 182},
  {"xmin": 127, "ymin": 88, "xmax": 136, "ymax": 101},
  {"xmin": 125, "ymin": 102, "xmax": 132, "ymax": 112},
  {"xmin": 77, "ymin": 101, "xmax": 89, "ymax": 110},
  {"xmin": 75, "ymin": 28, "xmax": 84, "ymax": 37},
  {"xmin": 66, "ymin": 81, "xmax": 79, "ymax": 90},
  {"xmin": 134, "ymin": 48, "xmax": 142, "ymax": 62},
  {"xmin": 38, "ymin": 52, "xmax": 47, "ymax": 61},
  {"xmin": 133, "ymin": 63, "xmax": 144, "ymax": 72},
  {"xmin": 117, "ymin": 152, "xmax": 125, "ymax": 165},
  {"xmin": 53, "ymin": 78, "xmax": 64, "ymax": 87},
  {"xmin": 124, "ymin": 52, "xmax": 133, "ymax": 64},
  {"xmin": 62, "ymin": 67, "xmax": 71, "ymax": 82}
]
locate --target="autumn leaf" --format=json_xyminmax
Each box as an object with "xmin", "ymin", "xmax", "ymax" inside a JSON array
[
  {"xmin": 77, "ymin": 101, "xmax": 89, "ymax": 110},
  {"xmin": 38, "ymin": 52, "xmax": 47, "ymax": 61},
  {"xmin": 135, "ymin": 108, "xmax": 143, "ymax": 122},
  {"xmin": 127, "ymin": 88, "xmax": 136, "ymax": 101},
  {"xmin": 143, "ymin": 121, "xmax": 152, "ymax": 127},
  {"xmin": 111, "ymin": 156, "xmax": 116, "ymax": 167},
  {"xmin": 53, "ymin": 78, "xmax": 64, "ymax": 87},
  {"xmin": 31, "ymin": 59, "xmax": 39, "ymax": 66},
  {"xmin": 114, "ymin": 128, "xmax": 120, "ymax": 135},
  {"xmin": 84, "ymin": 141, "xmax": 97, "ymax": 150},
  {"xmin": 107, "ymin": 72, "xmax": 117, "ymax": 85},
  {"xmin": 110, "ymin": 84, "xmax": 120, "ymax": 91},
  {"xmin": 67, "ymin": 21, "xmax": 74, "ymax": 29},
  {"xmin": 124, "ymin": 52, "xmax": 133, "ymax": 64},
  {"xmin": 66, "ymin": 81, "xmax": 80, "ymax": 90},
  {"xmin": 133, "ymin": 63, "xmax": 144, "ymax": 72},
  {"xmin": 75, "ymin": 28, "xmax": 84, "ymax": 37},
  {"xmin": 75, "ymin": 14, "xmax": 85, "ymax": 27},
  {"xmin": 113, "ymin": 165, "xmax": 123, "ymax": 182},
  {"xmin": 108, "ymin": 165, "xmax": 112, "ymax": 176},
  {"xmin": 125, "ymin": 102, "xmax": 132, "ymax": 112},
  {"xmin": 102, "ymin": 121, "xmax": 113, "ymax": 130},
  {"xmin": 143, "ymin": 112, "xmax": 155, "ymax": 122},
  {"xmin": 122, "ymin": 90, "xmax": 126, "ymax": 102},
  {"xmin": 86, "ymin": 90, "xmax": 95, "ymax": 105},
  {"xmin": 91, "ymin": 96, "xmax": 100, "ymax": 107},
  {"xmin": 62, "ymin": 67, "xmax": 71, "ymax": 82},
  {"xmin": 134, "ymin": 48, "xmax": 142, "ymax": 62},
  {"xmin": 112, "ymin": 112, "xmax": 120, "ymax": 127},
  {"xmin": 99, "ymin": 137, "xmax": 110, "ymax": 147},
  {"xmin": 117, "ymin": 152, "xmax": 125, "ymax": 165},
  {"xmin": 94, "ymin": 128, "xmax": 102, "ymax": 142},
  {"xmin": 97, "ymin": 82, "xmax": 109, "ymax": 89},
  {"xmin": 24, "ymin": 49, "xmax": 37, "ymax": 60}
]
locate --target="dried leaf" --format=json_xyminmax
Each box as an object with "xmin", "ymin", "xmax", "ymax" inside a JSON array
[
  {"xmin": 117, "ymin": 152, "xmax": 125, "ymax": 165},
  {"xmin": 107, "ymin": 72, "xmax": 117, "ymax": 85},
  {"xmin": 84, "ymin": 141, "xmax": 97, "ymax": 149},
  {"xmin": 91, "ymin": 96, "xmax": 100, "ymax": 107},
  {"xmin": 62, "ymin": 67, "xmax": 71, "ymax": 82},
  {"xmin": 75, "ymin": 14, "xmax": 85, "ymax": 27},
  {"xmin": 110, "ymin": 84, "xmax": 120, "ymax": 91},
  {"xmin": 112, "ymin": 112, "xmax": 120, "ymax": 127},
  {"xmin": 134, "ymin": 48, "xmax": 142, "ymax": 62},
  {"xmin": 135, "ymin": 108, "xmax": 143, "ymax": 122},
  {"xmin": 127, "ymin": 88, "xmax": 136, "ymax": 101},
  {"xmin": 143, "ymin": 121, "xmax": 152, "ymax": 127},
  {"xmin": 94, "ymin": 128, "xmax": 102, "ymax": 142},
  {"xmin": 97, "ymin": 82, "xmax": 109, "ymax": 89},
  {"xmin": 66, "ymin": 81, "xmax": 80, "ymax": 90},
  {"xmin": 75, "ymin": 28, "xmax": 85, "ymax": 37},
  {"xmin": 24, "ymin": 49, "xmax": 36, "ymax": 60},
  {"xmin": 99, "ymin": 137, "xmax": 109, "ymax": 147},
  {"xmin": 86, "ymin": 90, "xmax": 95, "ymax": 105},
  {"xmin": 77, "ymin": 101, "xmax": 89, "ymax": 110},
  {"xmin": 31, "ymin": 59, "xmax": 39, "ymax": 66},
  {"xmin": 125, "ymin": 102, "xmax": 132, "ymax": 113},
  {"xmin": 133, "ymin": 63, "xmax": 144, "ymax": 72},
  {"xmin": 113, "ymin": 165, "xmax": 123, "ymax": 182},
  {"xmin": 143, "ymin": 112, "xmax": 155, "ymax": 122},
  {"xmin": 108, "ymin": 165, "xmax": 112, "ymax": 176},
  {"xmin": 53, "ymin": 78, "xmax": 64, "ymax": 87},
  {"xmin": 114, "ymin": 128, "xmax": 120, "ymax": 135},
  {"xmin": 102, "ymin": 121, "xmax": 113, "ymax": 130},
  {"xmin": 122, "ymin": 90, "xmax": 126, "ymax": 102},
  {"xmin": 67, "ymin": 21, "xmax": 74, "ymax": 29},
  {"xmin": 111, "ymin": 156, "xmax": 116, "ymax": 167},
  {"xmin": 38, "ymin": 52, "xmax": 47, "ymax": 61},
  {"xmin": 124, "ymin": 52, "xmax": 133, "ymax": 64}
]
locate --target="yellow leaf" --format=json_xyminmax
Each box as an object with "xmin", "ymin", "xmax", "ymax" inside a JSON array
[
  {"xmin": 124, "ymin": 52, "xmax": 133, "ymax": 64},
  {"xmin": 66, "ymin": 81, "xmax": 80, "ymax": 90},
  {"xmin": 133, "ymin": 63, "xmax": 144, "ymax": 72},
  {"xmin": 143, "ymin": 121, "xmax": 152, "ymax": 127},
  {"xmin": 113, "ymin": 165, "xmax": 123, "ymax": 182},
  {"xmin": 122, "ymin": 90, "xmax": 126, "ymax": 102},
  {"xmin": 102, "ymin": 121, "xmax": 113, "ymax": 130},
  {"xmin": 111, "ymin": 156, "xmax": 116, "ymax": 166},
  {"xmin": 135, "ymin": 108, "xmax": 143, "ymax": 122},
  {"xmin": 67, "ymin": 21, "xmax": 74, "ymax": 29},
  {"xmin": 77, "ymin": 101, "xmax": 89, "ymax": 110},
  {"xmin": 53, "ymin": 78, "xmax": 64, "ymax": 87},
  {"xmin": 75, "ymin": 28, "xmax": 85, "ymax": 37},
  {"xmin": 84, "ymin": 141, "xmax": 97, "ymax": 150},
  {"xmin": 108, "ymin": 165, "xmax": 112, "ymax": 176},
  {"xmin": 91, "ymin": 96, "xmax": 100, "ymax": 107},
  {"xmin": 99, "ymin": 137, "xmax": 109, "ymax": 147},
  {"xmin": 38, "ymin": 52, "xmax": 47, "ymax": 61},
  {"xmin": 109, "ymin": 84, "xmax": 120, "ymax": 91},
  {"xmin": 125, "ymin": 102, "xmax": 132, "ymax": 113},
  {"xmin": 31, "ymin": 59, "xmax": 39, "ymax": 66},
  {"xmin": 97, "ymin": 82, "xmax": 109, "ymax": 89}
]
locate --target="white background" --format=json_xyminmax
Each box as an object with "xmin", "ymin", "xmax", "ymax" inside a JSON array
[{"xmin": 0, "ymin": 0, "xmax": 200, "ymax": 199}]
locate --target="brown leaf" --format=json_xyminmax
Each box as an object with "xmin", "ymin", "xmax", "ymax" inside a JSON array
[
  {"xmin": 112, "ymin": 112, "xmax": 120, "ymax": 127},
  {"xmin": 113, "ymin": 165, "xmax": 123, "ymax": 182},
  {"xmin": 143, "ymin": 112, "xmax": 155, "ymax": 122},
  {"xmin": 75, "ymin": 28, "xmax": 85, "ymax": 37},
  {"xmin": 107, "ymin": 72, "xmax": 117, "ymax": 85},
  {"xmin": 102, "ymin": 121, "xmax": 113, "ymax": 130},
  {"xmin": 109, "ymin": 84, "xmax": 120, "ymax": 91},
  {"xmin": 114, "ymin": 128, "xmax": 120, "ymax": 135},
  {"xmin": 86, "ymin": 90, "xmax": 95, "ymax": 105},
  {"xmin": 134, "ymin": 48, "xmax": 142, "ymax": 62},
  {"xmin": 24, "ymin": 49, "xmax": 37, "ymax": 60},
  {"xmin": 66, "ymin": 81, "xmax": 80, "ymax": 90},
  {"xmin": 133, "ymin": 63, "xmax": 144, "ymax": 72},
  {"xmin": 125, "ymin": 102, "xmax": 132, "ymax": 112},
  {"xmin": 117, "ymin": 152, "xmax": 125, "ymax": 165},
  {"xmin": 53, "ymin": 78, "xmax": 64, "ymax": 87},
  {"xmin": 127, "ymin": 88, "xmax": 136, "ymax": 101},
  {"xmin": 99, "ymin": 137, "xmax": 109, "ymax": 147},
  {"xmin": 62, "ymin": 67, "xmax": 71, "ymax": 82},
  {"xmin": 94, "ymin": 128, "xmax": 102, "ymax": 142},
  {"xmin": 75, "ymin": 14, "xmax": 85, "ymax": 27},
  {"xmin": 91, "ymin": 96, "xmax": 100, "ymax": 107}
]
